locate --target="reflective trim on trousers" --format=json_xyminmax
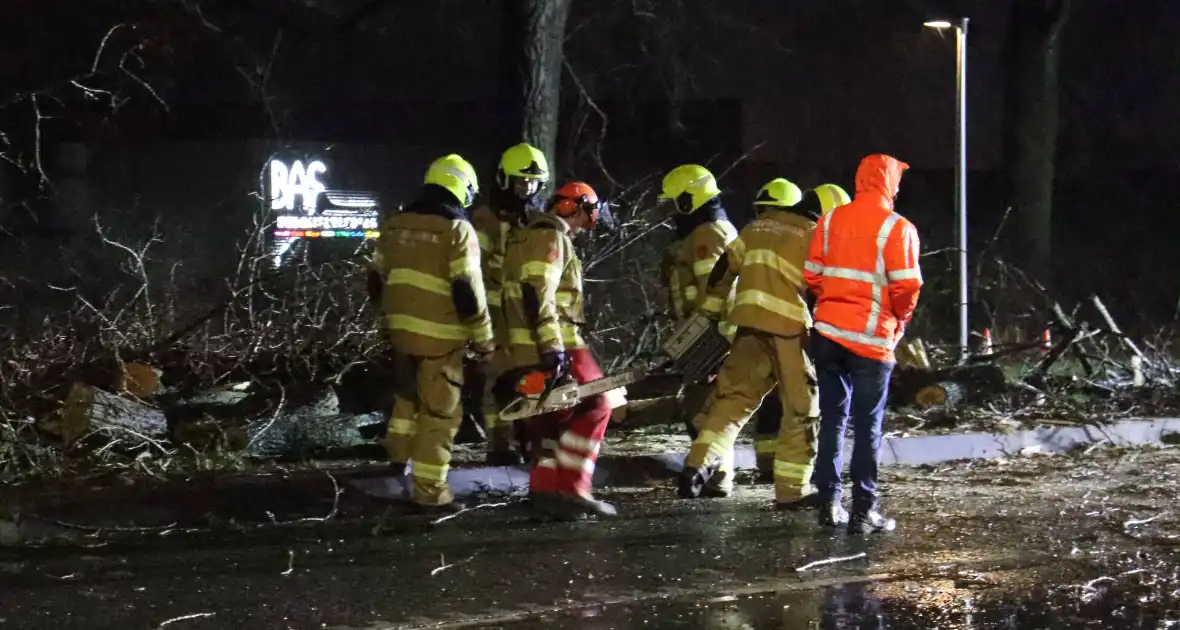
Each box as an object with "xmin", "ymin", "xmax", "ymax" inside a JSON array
[
  {"xmin": 412, "ymin": 460, "xmax": 449, "ymax": 482},
  {"xmin": 388, "ymin": 417, "xmax": 415, "ymax": 436}
]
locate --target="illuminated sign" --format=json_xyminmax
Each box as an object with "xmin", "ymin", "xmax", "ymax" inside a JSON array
[
  {"xmin": 265, "ymin": 155, "xmax": 381, "ymax": 267},
  {"xmin": 270, "ymin": 159, "xmax": 327, "ymax": 213}
]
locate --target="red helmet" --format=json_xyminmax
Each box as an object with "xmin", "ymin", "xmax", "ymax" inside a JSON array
[{"xmin": 549, "ymin": 181, "xmax": 602, "ymax": 228}]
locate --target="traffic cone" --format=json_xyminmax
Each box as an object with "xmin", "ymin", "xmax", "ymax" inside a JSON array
[
  {"xmin": 979, "ymin": 328, "xmax": 993, "ymax": 355},
  {"xmin": 1040, "ymin": 329, "xmax": 1052, "ymax": 352}
]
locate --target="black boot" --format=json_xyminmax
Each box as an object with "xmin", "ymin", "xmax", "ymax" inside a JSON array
[
  {"xmin": 848, "ymin": 504, "xmax": 895, "ymax": 535},
  {"xmin": 817, "ymin": 499, "xmax": 849, "ymax": 528},
  {"xmin": 677, "ymin": 463, "xmax": 718, "ymax": 499},
  {"xmin": 531, "ymin": 492, "xmax": 617, "ymax": 521},
  {"xmin": 776, "ymin": 493, "xmax": 824, "ymax": 512}
]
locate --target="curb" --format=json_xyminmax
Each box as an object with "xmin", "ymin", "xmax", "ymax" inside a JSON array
[{"xmin": 347, "ymin": 417, "xmax": 1180, "ymax": 502}]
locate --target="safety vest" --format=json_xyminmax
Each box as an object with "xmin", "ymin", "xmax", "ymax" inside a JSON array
[
  {"xmin": 378, "ymin": 211, "xmax": 494, "ymax": 357},
  {"xmin": 664, "ymin": 220, "xmax": 737, "ymax": 320},
  {"xmin": 502, "ymin": 214, "xmax": 588, "ymax": 368},
  {"xmin": 471, "ymin": 204, "xmax": 512, "ymax": 344},
  {"xmin": 803, "ymin": 202, "xmax": 922, "ymax": 363},
  {"xmin": 706, "ymin": 209, "xmax": 814, "ymax": 337}
]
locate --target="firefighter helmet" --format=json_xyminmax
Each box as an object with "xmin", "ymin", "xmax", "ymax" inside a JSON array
[
  {"xmin": 658, "ymin": 164, "xmax": 721, "ymax": 213},
  {"xmin": 813, "ymin": 183, "xmax": 851, "ymax": 216},
  {"xmin": 424, "ymin": 154, "xmax": 479, "ymax": 207},
  {"xmin": 753, "ymin": 178, "xmax": 803, "ymax": 208},
  {"xmin": 497, "ymin": 143, "xmax": 550, "ymax": 190},
  {"xmin": 549, "ymin": 181, "xmax": 609, "ymax": 229}
]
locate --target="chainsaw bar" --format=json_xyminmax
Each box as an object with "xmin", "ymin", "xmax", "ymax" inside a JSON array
[{"xmin": 499, "ymin": 367, "xmax": 645, "ymax": 422}]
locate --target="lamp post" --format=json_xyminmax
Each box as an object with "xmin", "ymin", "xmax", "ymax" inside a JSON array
[{"xmin": 924, "ymin": 17, "xmax": 969, "ymax": 363}]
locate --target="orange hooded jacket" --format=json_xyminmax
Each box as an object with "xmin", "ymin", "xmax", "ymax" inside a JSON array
[{"xmin": 803, "ymin": 154, "xmax": 923, "ymax": 363}]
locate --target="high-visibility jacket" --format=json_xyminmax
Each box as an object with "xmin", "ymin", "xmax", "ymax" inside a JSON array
[
  {"xmin": 664, "ymin": 217, "xmax": 738, "ymax": 321},
  {"xmin": 471, "ymin": 204, "xmax": 512, "ymax": 344},
  {"xmin": 704, "ymin": 209, "xmax": 815, "ymax": 337},
  {"xmin": 502, "ymin": 213, "xmax": 588, "ymax": 368},
  {"xmin": 377, "ymin": 186, "xmax": 495, "ymax": 357},
  {"xmin": 803, "ymin": 154, "xmax": 922, "ymax": 363}
]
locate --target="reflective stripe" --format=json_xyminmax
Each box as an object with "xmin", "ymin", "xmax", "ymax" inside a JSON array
[
  {"xmin": 803, "ymin": 260, "xmax": 824, "ymax": 275},
  {"xmin": 560, "ymin": 433, "xmax": 602, "ymax": 454},
  {"xmin": 887, "ymin": 268, "xmax": 923, "ymax": 282},
  {"xmin": 556, "ymin": 449, "xmax": 595, "ymax": 473},
  {"xmin": 477, "ymin": 232, "xmax": 491, "ymax": 250},
  {"xmin": 701, "ymin": 295, "xmax": 726, "ymax": 313},
  {"xmin": 719, "ymin": 320, "xmax": 737, "ymax": 342},
  {"xmin": 754, "ymin": 439, "xmax": 777, "ymax": 454},
  {"xmin": 560, "ymin": 326, "xmax": 585, "ymax": 347},
  {"xmin": 693, "ymin": 256, "xmax": 719, "ymax": 277},
  {"xmin": 522, "ymin": 261, "xmax": 561, "ymax": 284},
  {"xmin": 556, "ymin": 291, "xmax": 575, "ymax": 308},
  {"xmin": 537, "ymin": 457, "xmax": 558, "ymax": 469},
  {"xmin": 815, "ymin": 321, "xmax": 893, "ymax": 349},
  {"xmin": 469, "ymin": 321, "xmax": 494, "ymax": 343},
  {"xmin": 541, "ymin": 438, "xmax": 559, "ymax": 452},
  {"xmin": 508, "ymin": 328, "xmax": 534, "ymax": 346},
  {"xmin": 386, "ymin": 268, "xmax": 450, "ymax": 296},
  {"xmin": 386, "ymin": 314, "xmax": 469, "ymax": 340},
  {"xmin": 486, "ymin": 291, "xmax": 503, "ymax": 307},
  {"xmin": 502, "ymin": 283, "xmax": 522, "ymax": 298},
  {"xmin": 744, "ymin": 249, "xmax": 804, "ymax": 286},
  {"xmin": 733, "ymin": 289, "xmax": 812, "ymax": 326},
  {"xmin": 412, "ymin": 460, "xmax": 449, "ymax": 481},
  {"xmin": 728, "ymin": 237, "xmax": 747, "ymax": 263},
  {"xmin": 388, "ymin": 417, "xmax": 415, "ymax": 436},
  {"xmin": 684, "ymin": 285, "xmax": 699, "ymax": 301},
  {"xmin": 865, "ymin": 213, "xmax": 902, "ymax": 336},
  {"xmin": 450, "ymin": 255, "xmax": 480, "ymax": 278},
  {"xmin": 773, "ymin": 459, "xmax": 812, "ymax": 480},
  {"xmin": 822, "ymin": 266, "xmax": 878, "ymax": 284},
  {"xmin": 821, "ymin": 207, "xmax": 839, "ymax": 256},
  {"xmin": 537, "ymin": 324, "xmax": 561, "ymax": 346}
]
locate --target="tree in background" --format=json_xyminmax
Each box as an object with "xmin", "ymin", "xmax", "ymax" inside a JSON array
[
  {"xmin": 498, "ymin": 0, "xmax": 572, "ymax": 186},
  {"xmin": 1002, "ymin": 0, "xmax": 1072, "ymax": 287}
]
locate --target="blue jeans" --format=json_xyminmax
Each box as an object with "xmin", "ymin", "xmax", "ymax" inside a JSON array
[{"xmin": 811, "ymin": 332, "xmax": 894, "ymax": 509}]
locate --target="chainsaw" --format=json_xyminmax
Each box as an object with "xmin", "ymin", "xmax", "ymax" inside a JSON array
[{"xmin": 497, "ymin": 312, "xmax": 732, "ymax": 422}]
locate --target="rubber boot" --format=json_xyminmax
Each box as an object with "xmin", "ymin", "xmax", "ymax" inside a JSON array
[
  {"xmin": 531, "ymin": 492, "xmax": 617, "ymax": 521},
  {"xmin": 848, "ymin": 505, "xmax": 896, "ymax": 535},
  {"xmin": 678, "ymin": 463, "xmax": 720, "ymax": 499},
  {"xmin": 702, "ymin": 469, "xmax": 733, "ymax": 498}
]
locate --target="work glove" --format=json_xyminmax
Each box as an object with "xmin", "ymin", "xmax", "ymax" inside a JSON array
[
  {"xmin": 469, "ymin": 340, "xmax": 496, "ymax": 363},
  {"xmin": 539, "ymin": 350, "xmax": 567, "ymax": 380}
]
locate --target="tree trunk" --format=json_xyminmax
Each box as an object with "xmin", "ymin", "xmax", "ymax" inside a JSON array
[
  {"xmin": 498, "ymin": 0, "xmax": 572, "ymax": 185},
  {"xmin": 1002, "ymin": 0, "xmax": 1071, "ymax": 288}
]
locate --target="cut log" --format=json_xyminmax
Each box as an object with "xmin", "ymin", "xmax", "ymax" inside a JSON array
[
  {"xmin": 244, "ymin": 391, "xmax": 384, "ymax": 459},
  {"xmin": 115, "ymin": 363, "xmax": 163, "ymax": 398},
  {"xmin": 915, "ymin": 381, "xmax": 965, "ymax": 409},
  {"xmin": 40, "ymin": 382, "xmax": 168, "ymax": 444}
]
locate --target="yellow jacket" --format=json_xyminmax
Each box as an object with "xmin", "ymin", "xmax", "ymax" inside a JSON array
[
  {"xmin": 377, "ymin": 187, "xmax": 495, "ymax": 357},
  {"xmin": 705, "ymin": 208, "xmax": 814, "ymax": 338},
  {"xmin": 502, "ymin": 213, "xmax": 588, "ymax": 368},
  {"xmin": 663, "ymin": 218, "xmax": 737, "ymax": 320},
  {"xmin": 471, "ymin": 204, "xmax": 513, "ymax": 344}
]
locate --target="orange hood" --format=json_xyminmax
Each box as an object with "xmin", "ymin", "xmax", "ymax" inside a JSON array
[{"xmin": 854, "ymin": 154, "xmax": 909, "ymax": 209}]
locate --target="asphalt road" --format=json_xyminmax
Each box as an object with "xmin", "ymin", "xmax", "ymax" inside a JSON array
[{"xmin": 3, "ymin": 447, "xmax": 1179, "ymax": 629}]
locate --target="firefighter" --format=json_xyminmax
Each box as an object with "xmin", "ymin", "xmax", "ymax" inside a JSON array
[
  {"xmin": 679, "ymin": 177, "xmax": 825, "ymax": 507},
  {"xmin": 804, "ymin": 154, "xmax": 922, "ymax": 534},
  {"xmin": 500, "ymin": 181, "xmax": 617, "ymax": 521},
  {"xmin": 377, "ymin": 154, "xmax": 496, "ymax": 513},
  {"xmin": 657, "ymin": 165, "xmax": 780, "ymax": 477},
  {"xmin": 749, "ymin": 182, "xmax": 852, "ymax": 481},
  {"xmin": 470, "ymin": 143, "xmax": 551, "ymax": 465}
]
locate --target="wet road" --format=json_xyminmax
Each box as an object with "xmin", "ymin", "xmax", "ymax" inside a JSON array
[{"xmin": 4, "ymin": 447, "xmax": 1180, "ymax": 629}]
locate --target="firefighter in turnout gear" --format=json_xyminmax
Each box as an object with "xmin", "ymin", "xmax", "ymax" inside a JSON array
[
  {"xmin": 500, "ymin": 181, "xmax": 618, "ymax": 521},
  {"xmin": 378, "ymin": 154, "xmax": 496, "ymax": 513},
  {"xmin": 748, "ymin": 181, "xmax": 852, "ymax": 482},
  {"xmin": 469, "ymin": 143, "xmax": 551, "ymax": 465},
  {"xmin": 679, "ymin": 177, "xmax": 825, "ymax": 507}
]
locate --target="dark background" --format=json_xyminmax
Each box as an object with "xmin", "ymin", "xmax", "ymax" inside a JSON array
[{"xmin": 0, "ymin": 0, "xmax": 1175, "ymax": 346}]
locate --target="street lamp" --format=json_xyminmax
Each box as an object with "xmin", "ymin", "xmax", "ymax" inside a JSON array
[{"xmin": 925, "ymin": 17, "xmax": 969, "ymax": 363}]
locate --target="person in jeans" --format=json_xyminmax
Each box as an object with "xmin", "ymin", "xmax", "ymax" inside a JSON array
[{"xmin": 802, "ymin": 154, "xmax": 923, "ymax": 535}]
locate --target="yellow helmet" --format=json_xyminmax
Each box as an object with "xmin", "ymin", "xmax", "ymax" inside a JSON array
[
  {"xmin": 658, "ymin": 164, "xmax": 720, "ymax": 213},
  {"xmin": 497, "ymin": 143, "xmax": 550, "ymax": 188},
  {"xmin": 813, "ymin": 183, "xmax": 851, "ymax": 216},
  {"xmin": 424, "ymin": 154, "xmax": 479, "ymax": 208},
  {"xmin": 753, "ymin": 178, "xmax": 803, "ymax": 208}
]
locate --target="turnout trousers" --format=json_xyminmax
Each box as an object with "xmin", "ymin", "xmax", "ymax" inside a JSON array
[
  {"xmin": 684, "ymin": 329, "xmax": 819, "ymax": 502},
  {"xmin": 525, "ymin": 348, "xmax": 612, "ymax": 497},
  {"xmin": 474, "ymin": 349, "xmax": 519, "ymax": 456},
  {"xmin": 384, "ymin": 349, "xmax": 466, "ymax": 506}
]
